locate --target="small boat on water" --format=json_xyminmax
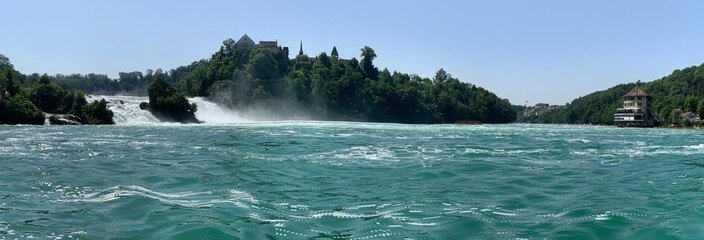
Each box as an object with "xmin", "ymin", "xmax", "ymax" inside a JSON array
[{"xmin": 455, "ymin": 120, "xmax": 482, "ymax": 125}]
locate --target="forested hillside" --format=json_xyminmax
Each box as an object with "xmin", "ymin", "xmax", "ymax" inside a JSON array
[
  {"xmin": 3, "ymin": 38, "xmax": 517, "ymax": 124},
  {"xmin": 172, "ymin": 42, "xmax": 515, "ymax": 123},
  {"xmin": 521, "ymin": 63, "xmax": 704, "ymax": 125}
]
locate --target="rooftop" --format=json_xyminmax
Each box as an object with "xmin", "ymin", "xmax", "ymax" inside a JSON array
[{"xmin": 623, "ymin": 85, "xmax": 651, "ymax": 97}]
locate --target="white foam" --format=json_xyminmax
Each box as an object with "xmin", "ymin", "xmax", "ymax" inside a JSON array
[
  {"xmin": 406, "ymin": 222, "xmax": 438, "ymax": 226},
  {"xmin": 87, "ymin": 95, "xmax": 254, "ymax": 125},
  {"xmin": 87, "ymin": 95, "xmax": 159, "ymax": 125},
  {"xmin": 189, "ymin": 97, "xmax": 250, "ymax": 123},
  {"xmin": 60, "ymin": 185, "xmax": 257, "ymax": 208},
  {"xmin": 493, "ymin": 211, "xmax": 517, "ymax": 216}
]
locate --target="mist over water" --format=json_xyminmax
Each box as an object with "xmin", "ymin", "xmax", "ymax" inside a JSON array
[
  {"xmin": 188, "ymin": 97, "xmax": 250, "ymax": 123},
  {"xmin": 88, "ymin": 95, "xmax": 256, "ymax": 124},
  {"xmin": 87, "ymin": 95, "xmax": 160, "ymax": 124}
]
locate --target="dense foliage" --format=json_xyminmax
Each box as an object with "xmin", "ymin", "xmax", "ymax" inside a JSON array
[
  {"xmin": 173, "ymin": 43, "xmax": 515, "ymax": 123},
  {"xmin": 521, "ymin": 63, "xmax": 704, "ymax": 125},
  {"xmin": 0, "ymin": 94, "xmax": 45, "ymax": 125},
  {"xmin": 83, "ymin": 99, "xmax": 115, "ymax": 124},
  {"xmin": 1, "ymin": 60, "xmax": 45, "ymax": 124},
  {"xmin": 146, "ymin": 75, "xmax": 199, "ymax": 123},
  {"xmin": 2, "ymin": 39, "xmax": 518, "ymax": 124},
  {"xmin": 30, "ymin": 74, "xmax": 67, "ymax": 113},
  {"xmin": 0, "ymin": 54, "xmax": 114, "ymax": 125}
]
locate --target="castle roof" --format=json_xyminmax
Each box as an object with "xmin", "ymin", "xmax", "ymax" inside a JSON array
[
  {"xmin": 258, "ymin": 41, "xmax": 277, "ymax": 47},
  {"xmin": 623, "ymin": 85, "xmax": 651, "ymax": 97},
  {"xmin": 238, "ymin": 34, "xmax": 252, "ymax": 42}
]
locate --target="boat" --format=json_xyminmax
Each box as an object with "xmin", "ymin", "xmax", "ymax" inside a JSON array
[{"xmin": 455, "ymin": 120, "xmax": 482, "ymax": 125}]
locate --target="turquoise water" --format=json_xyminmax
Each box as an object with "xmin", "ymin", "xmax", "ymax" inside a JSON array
[{"xmin": 1, "ymin": 122, "xmax": 704, "ymax": 239}]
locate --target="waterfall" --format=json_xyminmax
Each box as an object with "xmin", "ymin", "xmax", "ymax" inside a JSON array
[
  {"xmin": 86, "ymin": 95, "xmax": 249, "ymax": 125},
  {"xmin": 188, "ymin": 97, "xmax": 248, "ymax": 123},
  {"xmin": 87, "ymin": 95, "xmax": 159, "ymax": 125}
]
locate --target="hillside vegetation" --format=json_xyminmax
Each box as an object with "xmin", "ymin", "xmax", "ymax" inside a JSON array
[
  {"xmin": 521, "ymin": 63, "xmax": 704, "ymax": 125},
  {"xmin": 0, "ymin": 54, "xmax": 113, "ymax": 125},
  {"xmin": 165, "ymin": 42, "xmax": 516, "ymax": 123},
  {"xmin": 18, "ymin": 39, "xmax": 516, "ymax": 124}
]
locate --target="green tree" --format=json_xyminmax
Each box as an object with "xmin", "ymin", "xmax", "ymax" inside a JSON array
[
  {"xmin": 70, "ymin": 91, "xmax": 88, "ymax": 117},
  {"xmin": 433, "ymin": 68, "xmax": 450, "ymax": 84},
  {"xmin": 331, "ymin": 46, "xmax": 339, "ymax": 58},
  {"xmin": 247, "ymin": 50, "xmax": 279, "ymax": 80},
  {"xmin": 317, "ymin": 52, "xmax": 331, "ymax": 69},
  {"xmin": 147, "ymin": 75, "xmax": 198, "ymax": 123},
  {"xmin": 286, "ymin": 70, "xmax": 310, "ymax": 101},
  {"xmin": 360, "ymin": 46, "xmax": 378, "ymax": 80},
  {"xmin": 0, "ymin": 94, "xmax": 45, "ymax": 124},
  {"xmin": 83, "ymin": 99, "xmax": 114, "ymax": 124},
  {"xmin": 685, "ymin": 95, "xmax": 698, "ymax": 112},
  {"xmin": 1, "ymin": 69, "xmax": 21, "ymax": 96},
  {"xmin": 0, "ymin": 54, "xmax": 12, "ymax": 70},
  {"xmin": 38, "ymin": 73, "xmax": 51, "ymax": 85},
  {"xmin": 30, "ymin": 74, "xmax": 67, "ymax": 113},
  {"xmin": 223, "ymin": 38, "xmax": 235, "ymax": 51}
]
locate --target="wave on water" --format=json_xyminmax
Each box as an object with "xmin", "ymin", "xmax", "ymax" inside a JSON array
[
  {"xmin": 57, "ymin": 185, "xmax": 452, "ymax": 238},
  {"xmin": 60, "ymin": 185, "xmax": 258, "ymax": 208}
]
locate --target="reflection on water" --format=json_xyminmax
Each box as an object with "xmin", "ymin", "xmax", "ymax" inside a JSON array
[{"xmin": 1, "ymin": 123, "xmax": 704, "ymax": 238}]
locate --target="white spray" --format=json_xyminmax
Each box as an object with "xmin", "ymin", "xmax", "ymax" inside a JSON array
[{"xmin": 87, "ymin": 95, "xmax": 251, "ymax": 125}]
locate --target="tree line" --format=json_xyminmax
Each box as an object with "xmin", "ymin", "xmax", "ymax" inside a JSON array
[
  {"xmin": 0, "ymin": 54, "xmax": 113, "ymax": 125},
  {"xmin": 168, "ymin": 40, "xmax": 515, "ymax": 123},
  {"xmin": 2, "ymin": 38, "xmax": 517, "ymax": 124},
  {"xmin": 519, "ymin": 62, "xmax": 704, "ymax": 125}
]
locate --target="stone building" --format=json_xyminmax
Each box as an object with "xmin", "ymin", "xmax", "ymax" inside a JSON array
[
  {"xmin": 614, "ymin": 85, "xmax": 654, "ymax": 127},
  {"xmin": 234, "ymin": 34, "xmax": 255, "ymax": 50},
  {"xmin": 233, "ymin": 34, "xmax": 288, "ymax": 56}
]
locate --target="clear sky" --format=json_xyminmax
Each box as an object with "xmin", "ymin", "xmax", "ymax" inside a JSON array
[{"xmin": 2, "ymin": 0, "xmax": 703, "ymax": 105}]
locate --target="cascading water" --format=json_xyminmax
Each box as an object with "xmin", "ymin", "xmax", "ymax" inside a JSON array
[
  {"xmin": 86, "ymin": 95, "xmax": 249, "ymax": 125},
  {"xmin": 188, "ymin": 97, "xmax": 248, "ymax": 123},
  {"xmin": 87, "ymin": 95, "xmax": 159, "ymax": 125}
]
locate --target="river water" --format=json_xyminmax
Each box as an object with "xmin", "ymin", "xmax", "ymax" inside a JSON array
[{"xmin": 1, "ymin": 96, "xmax": 704, "ymax": 239}]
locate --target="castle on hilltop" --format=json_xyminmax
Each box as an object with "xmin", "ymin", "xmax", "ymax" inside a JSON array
[
  {"xmin": 233, "ymin": 34, "xmax": 348, "ymax": 63},
  {"xmin": 234, "ymin": 34, "xmax": 288, "ymax": 56}
]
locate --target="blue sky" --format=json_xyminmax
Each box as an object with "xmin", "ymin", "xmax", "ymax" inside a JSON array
[{"xmin": 2, "ymin": 0, "xmax": 703, "ymax": 105}]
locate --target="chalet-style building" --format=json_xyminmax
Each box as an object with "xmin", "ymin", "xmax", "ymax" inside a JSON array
[{"xmin": 614, "ymin": 85, "xmax": 654, "ymax": 127}]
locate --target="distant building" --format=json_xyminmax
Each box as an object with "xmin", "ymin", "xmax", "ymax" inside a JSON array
[
  {"xmin": 234, "ymin": 34, "xmax": 255, "ymax": 50},
  {"xmin": 257, "ymin": 40, "xmax": 287, "ymax": 54},
  {"xmin": 680, "ymin": 111, "xmax": 697, "ymax": 122},
  {"xmin": 614, "ymin": 85, "xmax": 654, "ymax": 127},
  {"xmin": 234, "ymin": 34, "xmax": 288, "ymax": 56}
]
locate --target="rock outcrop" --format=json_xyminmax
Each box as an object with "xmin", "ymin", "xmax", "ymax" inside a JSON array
[
  {"xmin": 146, "ymin": 75, "xmax": 200, "ymax": 123},
  {"xmin": 45, "ymin": 113, "xmax": 83, "ymax": 125}
]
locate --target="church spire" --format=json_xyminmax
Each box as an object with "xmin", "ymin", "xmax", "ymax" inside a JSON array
[{"xmin": 299, "ymin": 41, "xmax": 303, "ymax": 56}]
